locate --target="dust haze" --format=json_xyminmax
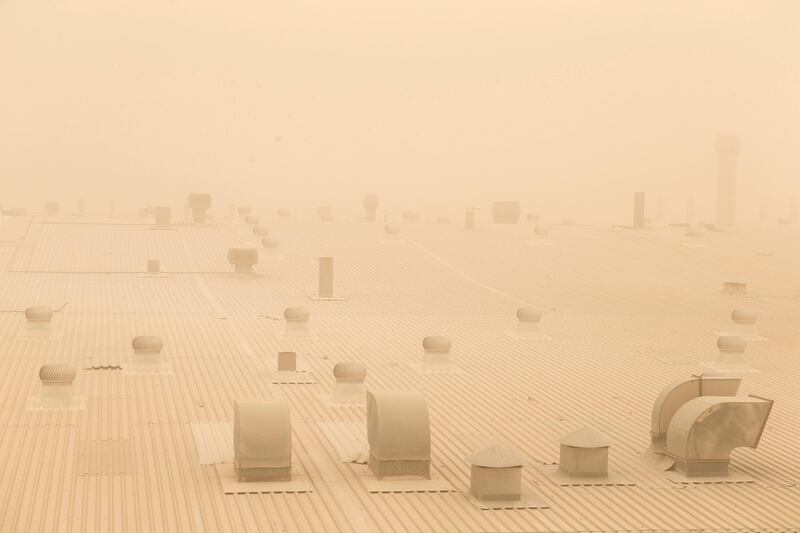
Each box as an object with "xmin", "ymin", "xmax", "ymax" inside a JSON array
[{"xmin": 1, "ymin": 1, "xmax": 798, "ymax": 222}]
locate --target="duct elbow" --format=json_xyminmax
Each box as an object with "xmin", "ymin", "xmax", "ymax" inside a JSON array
[
  {"xmin": 665, "ymin": 396, "xmax": 773, "ymax": 477},
  {"xmin": 650, "ymin": 375, "xmax": 741, "ymax": 444}
]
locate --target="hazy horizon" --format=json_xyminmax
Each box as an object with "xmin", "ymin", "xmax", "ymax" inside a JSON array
[{"xmin": 2, "ymin": 1, "xmax": 799, "ymax": 224}]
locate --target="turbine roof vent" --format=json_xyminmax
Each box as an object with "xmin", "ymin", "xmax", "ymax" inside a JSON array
[
  {"xmin": 516, "ymin": 307, "xmax": 542, "ymax": 322},
  {"xmin": 25, "ymin": 306, "xmax": 53, "ymax": 322},
  {"xmin": 333, "ymin": 362, "xmax": 367, "ymax": 382},
  {"xmin": 262, "ymin": 237, "xmax": 280, "ymax": 248},
  {"xmin": 534, "ymin": 225, "xmax": 550, "ymax": 236},
  {"xmin": 227, "ymin": 248, "xmax": 258, "ymax": 266},
  {"xmin": 39, "ymin": 364, "xmax": 77, "ymax": 384},
  {"xmin": 284, "ymin": 306, "xmax": 310, "ymax": 322},
  {"xmin": 731, "ymin": 309, "xmax": 757, "ymax": 325},
  {"xmin": 717, "ymin": 335, "xmax": 747, "ymax": 353},
  {"xmin": 422, "ymin": 335, "xmax": 452, "ymax": 353},
  {"xmin": 132, "ymin": 335, "xmax": 163, "ymax": 352}
]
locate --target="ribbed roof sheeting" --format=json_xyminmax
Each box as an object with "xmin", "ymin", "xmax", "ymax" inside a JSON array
[{"xmin": 0, "ymin": 216, "xmax": 798, "ymax": 532}]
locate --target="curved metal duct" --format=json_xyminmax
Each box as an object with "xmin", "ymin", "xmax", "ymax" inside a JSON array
[
  {"xmin": 665, "ymin": 396, "xmax": 773, "ymax": 477},
  {"xmin": 650, "ymin": 375, "xmax": 741, "ymax": 446}
]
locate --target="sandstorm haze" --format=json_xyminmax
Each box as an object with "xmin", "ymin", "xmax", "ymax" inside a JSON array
[{"xmin": 1, "ymin": 1, "xmax": 798, "ymax": 224}]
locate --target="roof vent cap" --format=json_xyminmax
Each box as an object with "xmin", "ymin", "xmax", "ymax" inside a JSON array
[
  {"xmin": 227, "ymin": 248, "xmax": 258, "ymax": 273},
  {"xmin": 558, "ymin": 426, "xmax": 610, "ymax": 478},
  {"xmin": 466, "ymin": 445, "xmax": 525, "ymax": 501},
  {"xmin": 466, "ymin": 445, "xmax": 525, "ymax": 468},
  {"xmin": 262, "ymin": 237, "xmax": 280, "ymax": 249}
]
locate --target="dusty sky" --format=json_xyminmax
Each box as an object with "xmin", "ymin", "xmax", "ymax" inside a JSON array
[{"xmin": 1, "ymin": 1, "xmax": 798, "ymax": 223}]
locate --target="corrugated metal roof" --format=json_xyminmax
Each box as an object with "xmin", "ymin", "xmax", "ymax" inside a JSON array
[{"xmin": 1, "ymin": 214, "xmax": 799, "ymax": 532}]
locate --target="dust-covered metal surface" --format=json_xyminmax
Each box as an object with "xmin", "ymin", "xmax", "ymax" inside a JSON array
[{"xmin": 0, "ymin": 214, "xmax": 799, "ymax": 532}]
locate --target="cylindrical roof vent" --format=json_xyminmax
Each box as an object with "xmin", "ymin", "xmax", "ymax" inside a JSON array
[
  {"xmin": 284, "ymin": 307, "xmax": 311, "ymax": 338},
  {"xmin": 330, "ymin": 362, "xmax": 367, "ymax": 405},
  {"xmin": 422, "ymin": 335, "xmax": 453, "ymax": 369},
  {"xmin": 39, "ymin": 364, "xmax": 76, "ymax": 385},
  {"xmin": 25, "ymin": 306, "xmax": 53, "ymax": 323}
]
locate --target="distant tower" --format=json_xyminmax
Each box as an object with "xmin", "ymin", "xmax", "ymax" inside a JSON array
[
  {"xmin": 363, "ymin": 194, "xmax": 378, "ymax": 222},
  {"xmin": 465, "ymin": 208, "xmax": 477, "ymax": 230},
  {"xmin": 633, "ymin": 192, "xmax": 645, "ymax": 229},
  {"xmin": 715, "ymin": 135, "xmax": 740, "ymax": 228}
]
